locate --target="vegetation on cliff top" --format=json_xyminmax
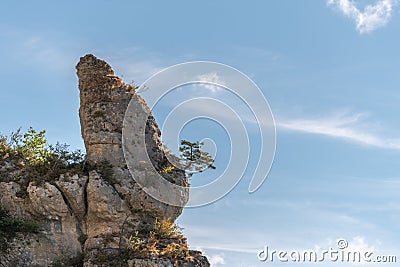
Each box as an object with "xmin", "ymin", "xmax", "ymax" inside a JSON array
[
  {"xmin": 0, "ymin": 127, "xmax": 84, "ymax": 168},
  {"xmin": 1, "ymin": 128, "xmax": 216, "ymax": 184},
  {"xmin": 0, "ymin": 127, "xmax": 85, "ymax": 196}
]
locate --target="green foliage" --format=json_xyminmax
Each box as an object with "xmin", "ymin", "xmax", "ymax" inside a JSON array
[
  {"xmin": 94, "ymin": 160, "xmax": 115, "ymax": 185},
  {"xmin": 1, "ymin": 127, "xmax": 49, "ymax": 165},
  {"xmin": 0, "ymin": 127, "xmax": 85, "ymax": 196},
  {"xmin": 179, "ymin": 140, "xmax": 216, "ymax": 177},
  {"xmin": 158, "ymin": 165, "xmax": 175, "ymax": 174},
  {"xmin": 78, "ymin": 234, "xmax": 88, "ymax": 245},
  {"xmin": 0, "ymin": 208, "xmax": 39, "ymax": 253},
  {"xmin": 29, "ymin": 142, "xmax": 85, "ymax": 181},
  {"xmin": 127, "ymin": 231, "xmax": 144, "ymax": 253},
  {"xmin": 1, "ymin": 127, "xmax": 85, "ymax": 166},
  {"xmin": 20, "ymin": 127, "xmax": 48, "ymax": 165}
]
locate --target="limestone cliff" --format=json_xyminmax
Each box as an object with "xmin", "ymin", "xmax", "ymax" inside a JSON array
[{"xmin": 0, "ymin": 55, "xmax": 209, "ymax": 267}]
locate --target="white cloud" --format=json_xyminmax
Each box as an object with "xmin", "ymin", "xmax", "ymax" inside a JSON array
[
  {"xmin": 327, "ymin": 0, "xmax": 396, "ymax": 33},
  {"xmin": 348, "ymin": 236, "xmax": 376, "ymax": 253},
  {"xmin": 195, "ymin": 72, "xmax": 227, "ymax": 92},
  {"xmin": 113, "ymin": 57, "xmax": 229, "ymax": 92},
  {"xmin": 278, "ymin": 112, "xmax": 400, "ymax": 150},
  {"xmin": 340, "ymin": 236, "xmax": 376, "ymax": 266},
  {"xmin": 209, "ymin": 254, "xmax": 226, "ymax": 265},
  {"xmin": 314, "ymin": 237, "xmax": 377, "ymax": 265}
]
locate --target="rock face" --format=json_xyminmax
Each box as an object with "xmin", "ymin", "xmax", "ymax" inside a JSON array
[
  {"xmin": 76, "ymin": 54, "xmax": 129, "ymax": 168},
  {"xmin": 0, "ymin": 55, "xmax": 209, "ymax": 267},
  {"xmin": 76, "ymin": 54, "xmax": 187, "ymax": 221},
  {"xmin": 0, "ymin": 180, "xmax": 83, "ymax": 267}
]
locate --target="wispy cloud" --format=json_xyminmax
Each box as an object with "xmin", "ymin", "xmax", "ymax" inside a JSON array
[
  {"xmin": 327, "ymin": 0, "xmax": 397, "ymax": 33},
  {"xmin": 314, "ymin": 236, "xmax": 377, "ymax": 259},
  {"xmin": 195, "ymin": 72, "xmax": 227, "ymax": 92},
  {"xmin": 208, "ymin": 254, "xmax": 226, "ymax": 265},
  {"xmin": 0, "ymin": 30, "xmax": 79, "ymax": 72},
  {"xmin": 195, "ymin": 245, "xmax": 255, "ymax": 254},
  {"xmin": 278, "ymin": 112, "xmax": 400, "ymax": 150},
  {"xmin": 103, "ymin": 48, "xmax": 167, "ymax": 84},
  {"xmin": 348, "ymin": 236, "xmax": 376, "ymax": 254}
]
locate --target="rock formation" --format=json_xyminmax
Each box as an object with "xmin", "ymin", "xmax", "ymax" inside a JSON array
[{"xmin": 0, "ymin": 55, "xmax": 209, "ymax": 267}]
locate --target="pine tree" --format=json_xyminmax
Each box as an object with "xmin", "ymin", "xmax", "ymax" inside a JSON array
[{"xmin": 179, "ymin": 140, "xmax": 216, "ymax": 177}]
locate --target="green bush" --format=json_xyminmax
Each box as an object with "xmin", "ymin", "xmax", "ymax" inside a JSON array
[
  {"xmin": 0, "ymin": 127, "xmax": 85, "ymax": 195},
  {"xmin": 95, "ymin": 160, "xmax": 115, "ymax": 185}
]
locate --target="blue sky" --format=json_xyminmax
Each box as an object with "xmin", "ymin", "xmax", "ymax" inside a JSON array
[{"xmin": 1, "ymin": 1, "xmax": 400, "ymax": 266}]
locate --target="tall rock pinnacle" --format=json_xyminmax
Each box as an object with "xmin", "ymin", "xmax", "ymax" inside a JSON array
[{"xmin": 76, "ymin": 54, "xmax": 132, "ymax": 167}]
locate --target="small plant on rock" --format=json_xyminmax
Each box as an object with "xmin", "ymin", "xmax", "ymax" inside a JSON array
[{"xmin": 0, "ymin": 208, "xmax": 39, "ymax": 253}]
